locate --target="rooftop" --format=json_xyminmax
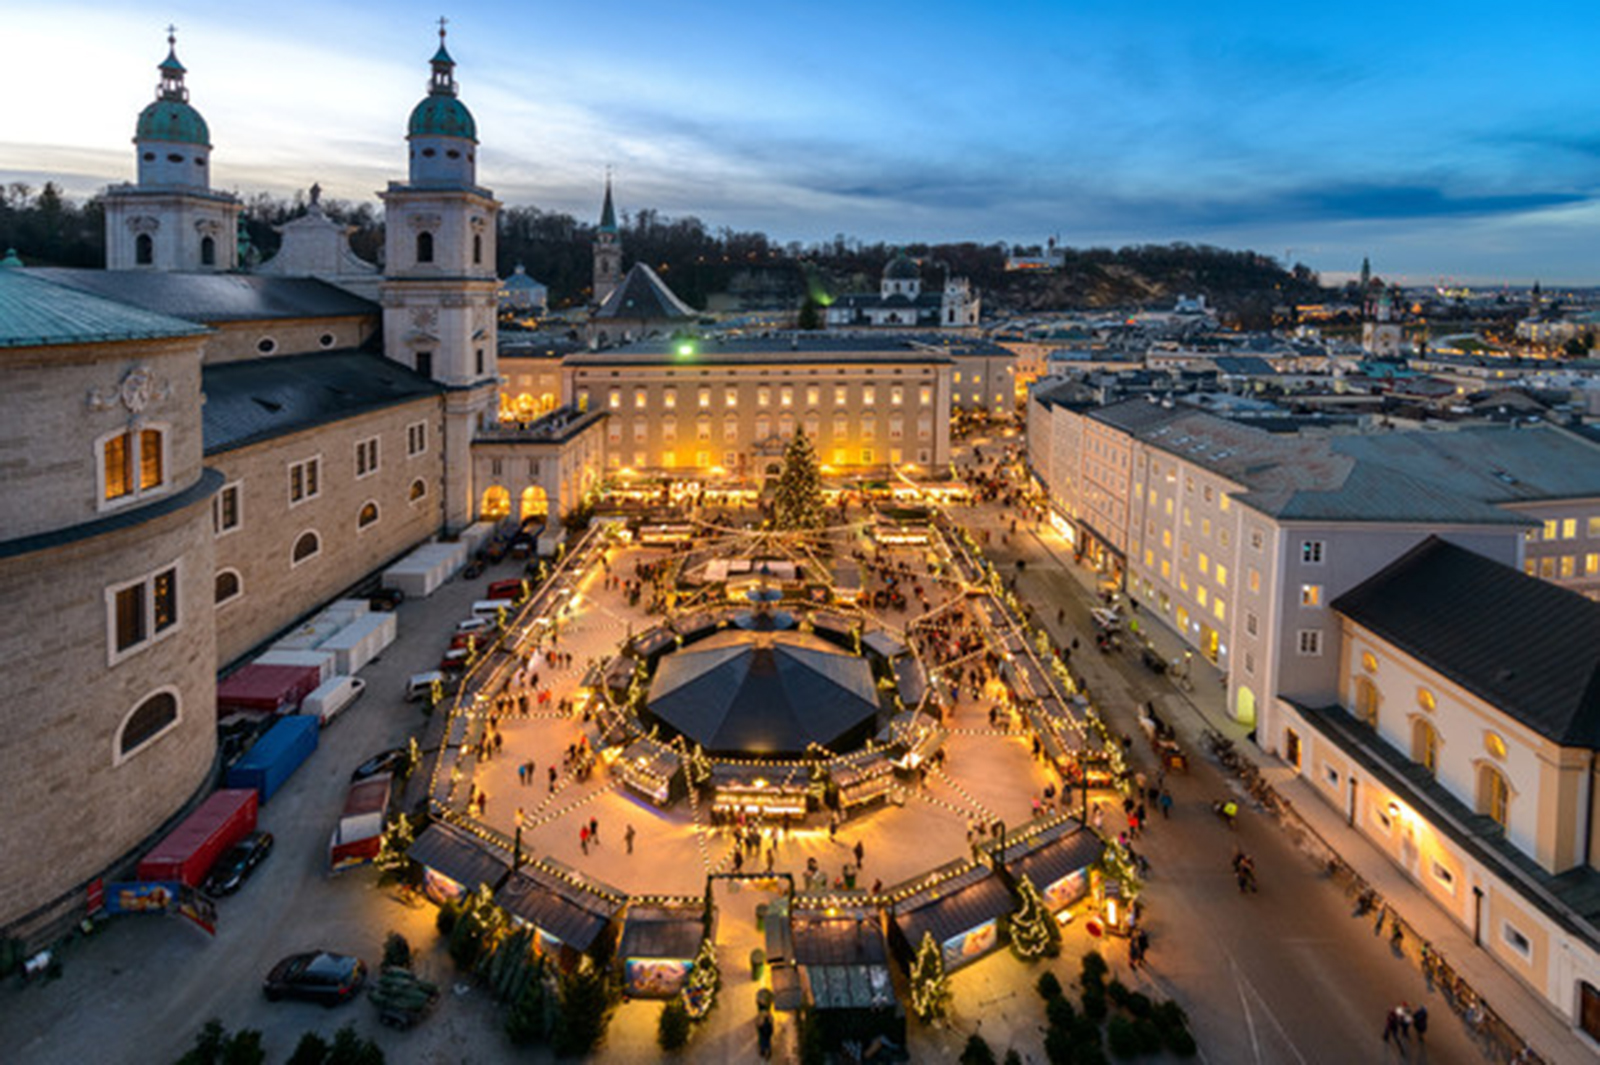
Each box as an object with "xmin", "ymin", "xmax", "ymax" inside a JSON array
[
  {"xmin": 0, "ymin": 269, "xmax": 208, "ymax": 349},
  {"xmin": 569, "ymin": 333, "xmax": 956, "ymax": 368},
  {"xmin": 1333, "ymin": 537, "xmax": 1600, "ymax": 747},
  {"xmin": 32, "ymin": 269, "xmax": 379, "ymax": 324}
]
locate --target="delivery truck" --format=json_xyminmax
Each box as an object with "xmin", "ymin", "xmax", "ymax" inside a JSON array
[
  {"xmin": 137, "ymin": 789, "xmax": 258, "ymax": 887},
  {"xmin": 329, "ymin": 773, "xmax": 393, "ymax": 872}
]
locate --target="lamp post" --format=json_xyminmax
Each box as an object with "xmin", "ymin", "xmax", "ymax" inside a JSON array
[
  {"xmin": 513, "ymin": 808, "xmax": 525, "ymax": 871},
  {"xmin": 992, "ymin": 819, "xmax": 1007, "ymax": 874}
]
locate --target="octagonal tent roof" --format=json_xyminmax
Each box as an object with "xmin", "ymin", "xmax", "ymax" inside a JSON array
[{"xmin": 646, "ymin": 630, "xmax": 880, "ymax": 755}]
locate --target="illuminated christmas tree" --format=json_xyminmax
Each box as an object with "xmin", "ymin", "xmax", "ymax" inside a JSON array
[
  {"xmin": 909, "ymin": 931, "xmax": 949, "ymax": 1022},
  {"xmin": 773, "ymin": 428, "xmax": 824, "ymax": 531},
  {"xmin": 1008, "ymin": 875, "xmax": 1059, "ymax": 960},
  {"xmin": 683, "ymin": 935, "xmax": 720, "ymax": 1019}
]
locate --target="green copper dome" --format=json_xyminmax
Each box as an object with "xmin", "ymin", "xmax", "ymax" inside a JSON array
[
  {"xmin": 136, "ymin": 99, "xmax": 210, "ymax": 146},
  {"xmin": 884, "ymin": 253, "xmax": 920, "ymax": 280},
  {"xmin": 407, "ymin": 94, "xmax": 477, "ymax": 140}
]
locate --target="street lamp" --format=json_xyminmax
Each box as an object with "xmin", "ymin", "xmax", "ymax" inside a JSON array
[{"xmin": 513, "ymin": 808, "xmax": 525, "ymax": 871}]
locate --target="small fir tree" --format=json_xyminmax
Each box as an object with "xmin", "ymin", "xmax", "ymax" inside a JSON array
[
  {"xmin": 773, "ymin": 428, "xmax": 824, "ymax": 531},
  {"xmin": 374, "ymin": 813, "xmax": 416, "ymax": 876},
  {"xmin": 1009, "ymin": 875, "xmax": 1059, "ymax": 960},
  {"xmin": 909, "ymin": 931, "xmax": 950, "ymax": 1023},
  {"xmin": 683, "ymin": 936, "xmax": 720, "ymax": 1019}
]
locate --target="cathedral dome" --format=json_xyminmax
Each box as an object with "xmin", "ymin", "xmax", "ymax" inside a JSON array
[
  {"xmin": 136, "ymin": 98, "xmax": 210, "ymax": 146},
  {"xmin": 407, "ymin": 39, "xmax": 477, "ymax": 142},
  {"xmin": 884, "ymin": 253, "xmax": 920, "ymax": 281}
]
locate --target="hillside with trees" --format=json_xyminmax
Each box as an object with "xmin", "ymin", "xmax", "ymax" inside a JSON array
[{"xmin": 1, "ymin": 183, "xmax": 1327, "ymax": 320}]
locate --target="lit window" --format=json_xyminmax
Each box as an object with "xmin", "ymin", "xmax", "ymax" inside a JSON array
[
  {"xmin": 835, "ymin": 386, "xmax": 848, "ymax": 406},
  {"xmin": 699, "ymin": 389, "xmax": 711, "ymax": 409},
  {"xmin": 1215, "ymin": 564, "xmax": 1228, "ymax": 587},
  {"xmin": 1479, "ymin": 765, "xmax": 1510, "ymax": 828},
  {"xmin": 1301, "ymin": 584, "xmax": 1323, "ymax": 607},
  {"xmin": 409, "ymin": 478, "xmax": 427, "ymax": 502},
  {"xmin": 1354, "ymin": 676, "xmax": 1379, "ymax": 726},
  {"xmin": 1561, "ymin": 556, "xmax": 1576, "ymax": 578},
  {"xmin": 1484, "ymin": 731, "xmax": 1508, "ymax": 760},
  {"xmin": 358, "ymin": 501, "xmax": 379, "ymax": 529},
  {"xmin": 1212, "ymin": 599, "xmax": 1225, "ymax": 621},
  {"xmin": 758, "ymin": 388, "xmax": 771, "ymax": 407},
  {"xmin": 725, "ymin": 388, "xmax": 738, "ymax": 408},
  {"xmin": 919, "ymin": 386, "xmax": 932, "ymax": 405},
  {"xmin": 1588, "ymin": 517, "xmax": 1600, "ymax": 538},
  {"xmin": 1563, "ymin": 518, "xmax": 1577, "ymax": 540},
  {"xmin": 1540, "ymin": 557, "xmax": 1556, "ymax": 578},
  {"xmin": 107, "ymin": 563, "xmax": 180, "ymax": 662},
  {"xmin": 634, "ymin": 389, "xmax": 647, "ymax": 409},
  {"xmin": 1361, "ymin": 651, "xmax": 1378, "ymax": 673},
  {"xmin": 1587, "ymin": 553, "xmax": 1599, "ymax": 575},
  {"xmin": 1544, "ymin": 519, "xmax": 1559, "ymax": 540},
  {"xmin": 1414, "ymin": 719, "xmax": 1438, "ymax": 776},
  {"xmin": 780, "ymin": 387, "xmax": 793, "ymax": 408},
  {"xmin": 806, "ymin": 386, "xmax": 819, "ymax": 407},
  {"xmin": 1249, "ymin": 569, "xmax": 1261, "ymax": 593},
  {"xmin": 1199, "ymin": 552, "xmax": 1210, "ymax": 574},
  {"xmin": 863, "ymin": 386, "xmax": 876, "ymax": 406},
  {"xmin": 891, "ymin": 386, "xmax": 903, "ymax": 406},
  {"xmin": 663, "ymin": 389, "xmax": 677, "ymax": 410},
  {"xmin": 609, "ymin": 390, "xmax": 621, "ymax": 409},
  {"xmin": 100, "ymin": 426, "xmax": 167, "ymax": 505}
]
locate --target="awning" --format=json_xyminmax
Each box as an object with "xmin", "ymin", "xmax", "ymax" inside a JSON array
[{"xmin": 408, "ymin": 821, "xmax": 510, "ymax": 893}]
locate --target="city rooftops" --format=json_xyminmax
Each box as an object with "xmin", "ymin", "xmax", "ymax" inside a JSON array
[
  {"xmin": 0, "ymin": 268, "xmax": 209, "ymax": 349},
  {"xmin": 567, "ymin": 333, "xmax": 957, "ymax": 367}
]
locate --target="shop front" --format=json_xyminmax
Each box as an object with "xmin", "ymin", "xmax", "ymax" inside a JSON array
[
  {"xmin": 889, "ymin": 865, "xmax": 1015, "ymax": 974},
  {"xmin": 408, "ymin": 820, "xmax": 511, "ymax": 905},
  {"xmin": 617, "ymin": 902, "xmax": 711, "ymax": 999},
  {"xmin": 494, "ymin": 862, "xmax": 624, "ymax": 970}
]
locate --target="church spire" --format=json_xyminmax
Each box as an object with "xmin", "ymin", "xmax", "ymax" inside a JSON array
[
  {"xmin": 157, "ymin": 25, "xmax": 189, "ymax": 103},
  {"xmin": 599, "ymin": 170, "xmax": 618, "ymax": 234}
]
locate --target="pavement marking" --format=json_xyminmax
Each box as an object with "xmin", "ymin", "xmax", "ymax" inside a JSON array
[{"xmin": 1230, "ymin": 955, "xmax": 1311, "ymax": 1065}]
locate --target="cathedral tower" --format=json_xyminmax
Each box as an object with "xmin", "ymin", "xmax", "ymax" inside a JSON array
[
  {"xmin": 104, "ymin": 29, "xmax": 240, "ymax": 271},
  {"xmin": 593, "ymin": 174, "xmax": 622, "ymax": 307},
  {"xmin": 380, "ymin": 23, "xmax": 500, "ymax": 532}
]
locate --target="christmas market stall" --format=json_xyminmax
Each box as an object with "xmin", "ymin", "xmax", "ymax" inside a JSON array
[
  {"xmin": 408, "ymin": 820, "xmax": 511, "ymax": 905},
  {"xmin": 790, "ymin": 906, "xmax": 904, "ymax": 1051},
  {"xmin": 494, "ymin": 860, "xmax": 625, "ymax": 970},
  {"xmin": 616, "ymin": 738, "xmax": 683, "ymax": 807},
  {"xmin": 1000, "ymin": 818, "xmax": 1104, "ymax": 915},
  {"xmin": 882, "ymin": 712, "xmax": 948, "ymax": 774},
  {"xmin": 829, "ymin": 748, "xmax": 896, "ymax": 810},
  {"xmin": 617, "ymin": 902, "xmax": 711, "ymax": 999},
  {"xmin": 887, "ymin": 863, "xmax": 1015, "ymax": 974},
  {"xmin": 711, "ymin": 761, "xmax": 810, "ymax": 819}
]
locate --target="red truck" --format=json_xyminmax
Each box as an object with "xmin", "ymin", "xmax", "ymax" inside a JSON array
[{"xmin": 329, "ymin": 773, "xmax": 393, "ymax": 873}]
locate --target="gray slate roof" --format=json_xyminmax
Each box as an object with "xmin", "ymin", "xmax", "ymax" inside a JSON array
[
  {"xmin": 569, "ymin": 334, "xmax": 955, "ymax": 367},
  {"xmin": 646, "ymin": 630, "xmax": 880, "ymax": 755},
  {"xmin": 495, "ymin": 864, "xmax": 623, "ymax": 952},
  {"xmin": 32, "ymin": 268, "xmax": 379, "ymax": 323},
  {"xmin": 592, "ymin": 263, "xmax": 696, "ymax": 322},
  {"xmin": 0, "ymin": 268, "xmax": 208, "ymax": 348},
  {"xmin": 1333, "ymin": 537, "xmax": 1600, "ymax": 746},
  {"xmin": 408, "ymin": 821, "xmax": 510, "ymax": 894},
  {"xmin": 203, "ymin": 351, "xmax": 441, "ymax": 454}
]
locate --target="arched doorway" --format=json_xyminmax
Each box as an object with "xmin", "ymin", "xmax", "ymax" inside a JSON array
[
  {"xmin": 481, "ymin": 485, "xmax": 511, "ymax": 519},
  {"xmin": 1235, "ymin": 685, "xmax": 1257, "ymax": 729},
  {"xmin": 520, "ymin": 485, "xmax": 549, "ymax": 522}
]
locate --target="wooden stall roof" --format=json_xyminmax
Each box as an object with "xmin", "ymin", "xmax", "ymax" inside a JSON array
[
  {"xmin": 495, "ymin": 863, "xmax": 624, "ymax": 952},
  {"xmin": 890, "ymin": 866, "xmax": 1014, "ymax": 947},
  {"xmin": 408, "ymin": 821, "xmax": 510, "ymax": 893},
  {"xmin": 619, "ymin": 904, "xmax": 706, "ymax": 960}
]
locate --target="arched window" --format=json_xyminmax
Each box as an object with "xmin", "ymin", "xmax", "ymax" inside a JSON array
[
  {"xmin": 358, "ymin": 501, "xmax": 379, "ymax": 529},
  {"xmin": 292, "ymin": 530, "xmax": 320, "ymax": 565},
  {"xmin": 200, "ymin": 236, "xmax": 215, "ymax": 266},
  {"xmin": 481, "ymin": 485, "xmax": 511, "ymax": 519},
  {"xmin": 1478, "ymin": 764, "xmax": 1510, "ymax": 829},
  {"xmin": 119, "ymin": 689, "xmax": 178, "ymax": 761},
  {"xmin": 409, "ymin": 478, "xmax": 427, "ymax": 502},
  {"xmin": 1412, "ymin": 718, "xmax": 1438, "ymax": 777},
  {"xmin": 473, "ymin": 233, "xmax": 483, "ymax": 265},
  {"xmin": 135, "ymin": 233, "xmax": 153, "ymax": 265},
  {"xmin": 416, "ymin": 231, "xmax": 434, "ymax": 264},
  {"xmin": 214, "ymin": 569, "xmax": 242, "ymax": 606},
  {"xmin": 1353, "ymin": 676, "xmax": 1379, "ymax": 728}
]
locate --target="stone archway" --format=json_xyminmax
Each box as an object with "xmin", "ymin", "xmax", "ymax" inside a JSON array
[
  {"xmin": 520, "ymin": 485, "xmax": 549, "ymax": 522},
  {"xmin": 1235, "ymin": 685, "xmax": 1257, "ymax": 729},
  {"xmin": 481, "ymin": 485, "xmax": 511, "ymax": 520}
]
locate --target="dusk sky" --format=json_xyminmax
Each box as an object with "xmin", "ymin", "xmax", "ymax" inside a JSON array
[{"xmin": 5, "ymin": 1, "xmax": 1599, "ymax": 284}]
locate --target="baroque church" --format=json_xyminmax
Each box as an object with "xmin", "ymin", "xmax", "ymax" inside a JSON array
[{"xmin": 0, "ymin": 27, "xmax": 603, "ymax": 948}]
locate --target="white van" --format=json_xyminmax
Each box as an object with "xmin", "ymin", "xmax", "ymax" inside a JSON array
[
  {"xmin": 303, "ymin": 675, "xmax": 367, "ymax": 725},
  {"xmin": 407, "ymin": 671, "xmax": 447, "ymax": 702},
  {"xmin": 470, "ymin": 599, "xmax": 511, "ymax": 621}
]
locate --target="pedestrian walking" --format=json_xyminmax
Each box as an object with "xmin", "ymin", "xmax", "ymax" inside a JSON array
[
  {"xmin": 1411, "ymin": 1006, "xmax": 1428, "ymax": 1044},
  {"xmin": 853, "ymin": 840, "xmax": 865, "ymax": 867},
  {"xmin": 589, "ymin": 817, "xmax": 600, "ymax": 845},
  {"xmin": 1382, "ymin": 1008, "xmax": 1402, "ymax": 1045},
  {"xmin": 548, "ymin": 765, "xmax": 557, "ymax": 792},
  {"xmin": 625, "ymin": 824, "xmax": 636, "ymax": 855},
  {"xmin": 579, "ymin": 825, "xmax": 589, "ymax": 855},
  {"xmin": 1159, "ymin": 791, "xmax": 1173, "ymax": 819}
]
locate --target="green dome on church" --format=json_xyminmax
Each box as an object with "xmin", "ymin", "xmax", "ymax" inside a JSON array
[
  {"xmin": 136, "ymin": 98, "xmax": 210, "ymax": 146},
  {"xmin": 407, "ymin": 94, "xmax": 477, "ymax": 141}
]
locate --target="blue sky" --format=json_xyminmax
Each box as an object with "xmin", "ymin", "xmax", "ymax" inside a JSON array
[{"xmin": 4, "ymin": 0, "xmax": 1599, "ymax": 283}]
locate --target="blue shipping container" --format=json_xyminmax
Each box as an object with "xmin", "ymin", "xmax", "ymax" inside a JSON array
[{"xmin": 225, "ymin": 715, "xmax": 319, "ymax": 804}]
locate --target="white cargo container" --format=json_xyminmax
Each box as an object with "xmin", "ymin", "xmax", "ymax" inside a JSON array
[
  {"xmin": 252, "ymin": 648, "xmax": 338, "ymax": 686},
  {"xmin": 320, "ymin": 611, "xmax": 398, "ymax": 675},
  {"xmin": 382, "ymin": 540, "xmax": 469, "ymax": 599}
]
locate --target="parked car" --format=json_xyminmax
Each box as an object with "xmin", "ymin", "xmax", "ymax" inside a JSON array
[
  {"xmin": 263, "ymin": 951, "xmax": 367, "ymax": 1005},
  {"xmin": 1089, "ymin": 607, "xmax": 1123, "ymax": 631},
  {"xmin": 204, "ymin": 831, "xmax": 274, "ymax": 896},
  {"xmin": 351, "ymin": 747, "xmax": 410, "ymax": 782},
  {"xmin": 368, "ymin": 588, "xmax": 404, "ymax": 612},
  {"xmin": 455, "ymin": 615, "xmax": 494, "ymax": 636},
  {"xmin": 439, "ymin": 648, "xmax": 470, "ymax": 674}
]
